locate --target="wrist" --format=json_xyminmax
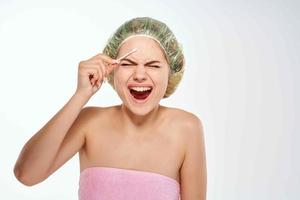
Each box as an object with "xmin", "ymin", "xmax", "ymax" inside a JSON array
[{"xmin": 72, "ymin": 91, "xmax": 91, "ymax": 105}]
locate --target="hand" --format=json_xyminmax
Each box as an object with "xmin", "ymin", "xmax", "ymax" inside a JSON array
[{"xmin": 75, "ymin": 53, "xmax": 119, "ymax": 98}]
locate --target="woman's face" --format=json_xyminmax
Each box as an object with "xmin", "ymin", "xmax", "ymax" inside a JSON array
[{"xmin": 113, "ymin": 36, "xmax": 169, "ymax": 116}]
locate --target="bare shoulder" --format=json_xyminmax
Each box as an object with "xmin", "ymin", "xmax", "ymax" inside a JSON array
[
  {"xmin": 163, "ymin": 107, "xmax": 207, "ymax": 199},
  {"xmin": 80, "ymin": 105, "xmax": 118, "ymax": 121},
  {"xmin": 79, "ymin": 105, "xmax": 120, "ymax": 132},
  {"xmin": 161, "ymin": 106, "xmax": 204, "ymax": 134},
  {"xmin": 161, "ymin": 105, "xmax": 205, "ymax": 160},
  {"xmin": 167, "ymin": 107, "xmax": 205, "ymax": 154}
]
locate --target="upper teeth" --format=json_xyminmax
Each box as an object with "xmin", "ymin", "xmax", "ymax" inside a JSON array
[{"xmin": 130, "ymin": 86, "xmax": 152, "ymax": 92}]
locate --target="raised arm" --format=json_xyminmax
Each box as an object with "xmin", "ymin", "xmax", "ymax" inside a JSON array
[
  {"xmin": 13, "ymin": 53, "xmax": 118, "ymax": 186},
  {"xmin": 13, "ymin": 93, "xmax": 89, "ymax": 186}
]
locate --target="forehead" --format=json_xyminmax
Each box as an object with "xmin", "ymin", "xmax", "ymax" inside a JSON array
[{"xmin": 117, "ymin": 36, "xmax": 167, "ymax": 62}]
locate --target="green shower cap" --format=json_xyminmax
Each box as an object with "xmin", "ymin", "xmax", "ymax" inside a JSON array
[{"xmin": 103, "ymin": 17, "xmax": 185, "ymax": 98}]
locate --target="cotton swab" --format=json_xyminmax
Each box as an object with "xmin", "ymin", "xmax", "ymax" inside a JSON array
[
  {"xmin": 116, "ymin": 48, "xmax": 137, "ymax": 62},
  {"xmin": 103, "ymin": 48, "xmax": 137, "ymax": 83}
]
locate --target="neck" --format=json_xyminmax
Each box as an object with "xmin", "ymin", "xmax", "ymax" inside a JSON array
[{"xmin": 119, "ymin": 104, "xmax": 161, "ymax": 130}]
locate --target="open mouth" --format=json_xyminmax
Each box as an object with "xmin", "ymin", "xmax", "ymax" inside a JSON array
[{"xmin": 128, "ymin": 86, "xmax": 153, "ymax": 101}]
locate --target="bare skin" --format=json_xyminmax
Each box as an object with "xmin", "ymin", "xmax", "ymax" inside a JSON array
[
  {"xmin": 14, "ymin": 36, "xmax": 206, "ymax": 199},
  {"xmin": 79, "ymin": 105, "xmax": 187, "ymax": 184}
]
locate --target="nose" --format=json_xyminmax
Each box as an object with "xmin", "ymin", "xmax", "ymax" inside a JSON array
[{"xmin": 133, "ymin": 65, "xmax": 147, "ymax": 82}]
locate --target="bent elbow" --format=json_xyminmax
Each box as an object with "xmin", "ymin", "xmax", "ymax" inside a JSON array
[{"xmin": 13, "ymin": 165, "xmax": 42, "ymax": 187}]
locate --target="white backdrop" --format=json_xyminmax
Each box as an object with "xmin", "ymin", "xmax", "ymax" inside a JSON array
[{"xmin": 0, "ymin": 0, "xmax": 299, "ymax": 199}]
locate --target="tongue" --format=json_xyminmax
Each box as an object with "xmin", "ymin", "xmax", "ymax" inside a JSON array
[{"xmin": 130, "ymin": 90, "xmax": 151, "ymax": 100}]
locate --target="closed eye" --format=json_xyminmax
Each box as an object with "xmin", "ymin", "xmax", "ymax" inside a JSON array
[
  {"xmin": 149, "ymin": 65, "xmax": 160, "ymax": 68},
  {"xmin": 121, "ymin": 63, "xmax": 133, "ymax": 66}
]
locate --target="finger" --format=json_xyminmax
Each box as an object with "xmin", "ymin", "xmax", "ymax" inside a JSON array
[
  {"xmin": 89, "ymin": 59, "xmax": 109, "ymax": 81},
  {"xmin": 106, "ymin": 62, "xmax": 119, "ymax": 75},
  {"xmin": 86, "ymin": 64, "xmax": 102, "ymax": 85},
  {"xmin": 80, "ymin": 67, "xmax": 97, "ymax": 85},
  {"xmin": 79, "ymin": 65, "xmax": 97, "ymax": 77},
  {"xmin": 93, "ymin": 65, "xmax": 103, "ymax": 85},
  {"xmin": 97, "ymin": 60, "xmax": 107, "ymax": 84},
  {"xmin": 81, "ymin": 60, "xmax": 105, "ymax": 85}
]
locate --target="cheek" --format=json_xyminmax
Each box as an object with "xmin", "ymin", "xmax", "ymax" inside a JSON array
[
  {"xmin": 150, "ymin": 69, "xmax": 169, "ymax": 88},
  {"xmin": 113, "ymin": 68, "xmax": 133, "ymax": 95},
  {"xmin": 161, "ymin": 74, "xmax": 169, "ymax": 91},
  {"xmin": 161, "ymin": 69, "xmax": 170, "ymax": 92},
  {"xmin": 114, "ymin": 68, "xmax": 131, "ymax": 83}
]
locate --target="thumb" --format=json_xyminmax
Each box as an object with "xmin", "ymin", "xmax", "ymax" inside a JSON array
[{"xmin": 107, "ymin": 63, "xmax": 119, "ymax": 75}]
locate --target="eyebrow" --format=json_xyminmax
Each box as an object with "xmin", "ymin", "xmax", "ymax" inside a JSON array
[{"xmin": 121, "ymin": 58, "xmax": 161, "ymax": 65}]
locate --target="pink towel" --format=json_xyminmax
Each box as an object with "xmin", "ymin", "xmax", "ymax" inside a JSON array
[{"xmin": 78, "ymin": 167, "xmax": 180, "ymax": 200}]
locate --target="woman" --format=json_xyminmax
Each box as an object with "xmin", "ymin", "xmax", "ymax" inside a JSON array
[{"xmin": 14, "ymin": 17, "xmax": 207, "ymax": 200}]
